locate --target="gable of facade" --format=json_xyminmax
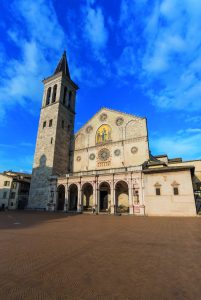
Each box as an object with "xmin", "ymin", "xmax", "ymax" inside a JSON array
[{"xmin": 72, "ymin": 108, "xmax": 150, "ymax": 172}]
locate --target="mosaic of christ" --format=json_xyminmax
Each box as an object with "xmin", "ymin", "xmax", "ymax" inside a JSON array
[{"xmin": 96, "ymin": 125, "xmax": 112, "ymax": 144}]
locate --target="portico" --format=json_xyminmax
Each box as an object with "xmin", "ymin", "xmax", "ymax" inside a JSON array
[{"xmin": 49, "ymin": 166, "xmax": 145, "ymax": 215}]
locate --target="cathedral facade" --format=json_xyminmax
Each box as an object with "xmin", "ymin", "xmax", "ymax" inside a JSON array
[{"xmin": 28, "ymin": 52, "xmax": 200, "ymax": 216}]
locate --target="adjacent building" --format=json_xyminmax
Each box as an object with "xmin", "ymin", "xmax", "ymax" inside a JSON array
[{"xmin": 0, "ymin": 171, "xmax": 31, "ymax": 210}]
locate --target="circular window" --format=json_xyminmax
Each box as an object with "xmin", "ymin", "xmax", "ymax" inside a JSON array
[
  {"xmin": 76, "ymin": 156, "xmax": 81, "ymax": 161},
  {"xmin": 116, "ymin": 117, "xmax": 124, "ymax": 126},
  {"xmin": 99, "ymin": 113, "xmax": 107, "ymax": 122},
  {"xmin": 86, "ymin": 125, "xmax": 93, "ymax": 134},
  {"xmin": 89, "ymin": 153, "xmax": 95, "ymax": 160},
  {"xmin": 114, "ymin": 149, "xmax": 121, "ymax": 156},
  {"xmin": 98, "ymin": 148, "xmax": 110, "ymax": 161},
  {"xmin": 131, "ymin": 146, "xmax": 138, "ymax": 154}
]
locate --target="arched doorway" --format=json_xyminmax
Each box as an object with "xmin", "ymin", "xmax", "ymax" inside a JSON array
[
  {"xmin": 82, "ymin": 183, "xmax": 93, "ymax": 212},
  {"xmin": 57, "ymin": 185, "xmax": 65, "ymax": 211},
  {"xmin": 99, "ymin": 182, "xmax": 111, "ymax": 212},
  {"xmin": 68, "ymin": 184, "xmax": 78, "ymax": 211},
  {"xmin": 115, "ymin": 181, "xmax": 129, "ymax": 213}
]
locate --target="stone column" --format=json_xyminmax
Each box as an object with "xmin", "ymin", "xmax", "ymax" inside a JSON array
[
  {"xmin": 97, "ymin": 187, "xmax": 99, "ymax": 214},
  {"xmin": 53, "ymin": 185, "xmax": 57, "ymax": 212},
  {"xmin": 77, "ymin": 182, "xmax": 82, "ymax": 212},
  {"xmin": 139, "ymin": 172, "xmax": 145, "ymax": 216},
  {"xmin": 92, "ymin": 180, "xmax": 96, "ymax": 213},
  {"xmin": 64, "ymin": 184, "xmax": 69, "ymax": 212},
  {"xmin": 96, "ymin": 178, "xmax": 99, "ymax": 214},
  {"xmin": 129, "ymin": 180, "xmax": 134, "ymax": 215},
  {"xmin": 110, "ymin": 187, "xmax": 114, "ymax": 214},
  {"xmin": 110, "ymin": 176, "xmax": 115, "ymax": 214}
]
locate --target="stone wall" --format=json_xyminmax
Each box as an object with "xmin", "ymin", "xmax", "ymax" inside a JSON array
[{"xmin": 144, "ymin": 170, "xmax": 196, "ymax": 216}]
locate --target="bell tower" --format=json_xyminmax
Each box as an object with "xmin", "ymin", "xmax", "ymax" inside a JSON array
[{"xmin": 28, "ymin": 51, "xmax": 78, "ymax": 209}]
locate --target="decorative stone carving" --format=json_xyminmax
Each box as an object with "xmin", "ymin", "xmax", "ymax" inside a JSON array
[
  {"xmin": 99, "ymin": 113, "xmax": 107, "ymax": 122},
  {"xmin": 171, "ymin": 181, "xmax": 180, "ymax": 187},
  {"xmin": 131, "ymin": 146, "xmax": 138, "ymax": 154},
  {"xmin": 98, "ymin": 148, "xmax": 110, "ymax": 161},
  {"xmin": 116, "ymin": 117, "xmax": 124, "ymax": 126},
  {"xmin": 86, "ymin": 125, "xmax": 93, "ymax": 134},
  {"xmin": 89, "ymin": 153, "xmax": 95, "ymax": 160},
  {"xmin": 76, "ymin": 156, "xmax": 81, "ymax": 161},
  {"xmin": 114, "ymin": 149, "xmax": 121, "ymax": 156}
]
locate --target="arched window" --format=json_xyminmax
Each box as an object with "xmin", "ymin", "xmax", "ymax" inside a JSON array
[
  {"xmin": 63, "ymin": 87, "xmax": 67, "ymax": 104},
  {"xmin": 46, "ymin": 87, "xmax": 51, "ymax": 106},
  {"xmin": 68, "ymin": 91, "xmax": 72, "ymax": 108},
  {"xmin": 52, "ymin": 84, "xmax": 57, "ymax": 103}
]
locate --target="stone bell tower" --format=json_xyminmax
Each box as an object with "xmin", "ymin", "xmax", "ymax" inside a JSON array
[{"xmin": 28, "ymin": 51, "xmax": 79, "ymax": 209}]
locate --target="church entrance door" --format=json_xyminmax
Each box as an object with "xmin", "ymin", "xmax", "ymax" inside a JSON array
[
  {"xmin": 99, "ymin": 182, "xmax": 110, "ymax": 213},
  {"xmin": 57, "ymin": 185, "xmax": 65, "ymax": 211},
  {"xmin": 68, "ymin": 184, "xmax": 78, "ymax": 211}
]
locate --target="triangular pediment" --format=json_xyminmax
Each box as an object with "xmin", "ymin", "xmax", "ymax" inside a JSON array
[{"xmin": 75, "ymin": 107, "xmax": 144, "ymax": 136}]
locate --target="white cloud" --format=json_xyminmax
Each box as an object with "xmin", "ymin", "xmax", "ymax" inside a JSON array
[
  {"xmin": 151, "ymin": 131, "xmax": 201, "ymax": 160},
  {"xmin": 118, "ymin": 0, "xmax": 201, "ymax": 112},
  {"xmin": 185, "ymin": 115, "xmax": 201, "ymax": 124},
  {"xmin": 83, "ymin": 1, "xmax": 108, "ymax": 63},
  {"xmin": 0, "ymin": 0, "xmax": 66, "ymax": 120},
  {"xmin": 14, "ymin": 0, "xmax": 65, "ymax": 50},
  {"xmin": 143, "ymin": 0, "xmax": 201, "ymax": 111},
  {"xmin": 115, "ymin": 46, "xmax": 136, "ymax": 77},
  {"xmin": 177, "ymin": 128, "xmax": 201, "ymax": 135}
]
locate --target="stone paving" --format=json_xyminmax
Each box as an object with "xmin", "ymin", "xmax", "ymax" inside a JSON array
[{"xmin": 0, "ymin": 211, "xmax": 201, "ymax": 300}]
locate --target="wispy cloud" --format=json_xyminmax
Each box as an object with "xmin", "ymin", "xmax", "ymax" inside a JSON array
[
  {"xmin": 177, "ymin": 128, "xmax": 201, "ymax": 134},
  {"xmin": 83, "ymin": 0, "xmax": 108, "ymax": 64},
  {"xmin": 185, "ymin": 115, "xmax": 201, "ymax": 124},
  {"xmin": 151, "ymin": 130, "xmax": 201, "ymax": 160},
  {"xmin": 118, "ymin": 0, "xmax": 201, "ymax": 112},
  {"xmin": 0, "ymin": 0, "xmax": 65, "ymax": 120},
  {"xmin": 115, "ymin": 46, "xmax": 136, "ymax": 78}
]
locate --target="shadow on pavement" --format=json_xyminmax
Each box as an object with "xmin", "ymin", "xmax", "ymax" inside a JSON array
[{"xmin": 0, "ymin": 210, "xmax": 80, "ymax": 230}]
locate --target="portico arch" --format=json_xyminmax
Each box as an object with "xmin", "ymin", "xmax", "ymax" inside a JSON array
[
  {"xmin": 57, "ymin": 185, "xmax": 65, "ymax": 211},
  {"xmin": 82, "ymin": 183, "xmax": 93, "ymax": 212},
  {"xmin": 115, "ymin": 181, "xmax": 129, "ymax": 213},
  {"xmin": 99, "ymin": 182, "xmax": 111, "ymax": 212},
  {"xmin": 68, "ymin": 184, "xmax": 78, "ymax": 211}
]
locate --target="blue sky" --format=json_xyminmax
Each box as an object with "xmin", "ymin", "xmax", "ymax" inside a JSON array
[{"xmin": 0, "ymin": 0, "xmax": 201, "ymax": 173}]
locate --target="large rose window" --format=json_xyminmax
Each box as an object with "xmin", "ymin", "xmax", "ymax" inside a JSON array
[{"xmin": 98, "ymin": 148, "xmax": 110, "ymax": 161}]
